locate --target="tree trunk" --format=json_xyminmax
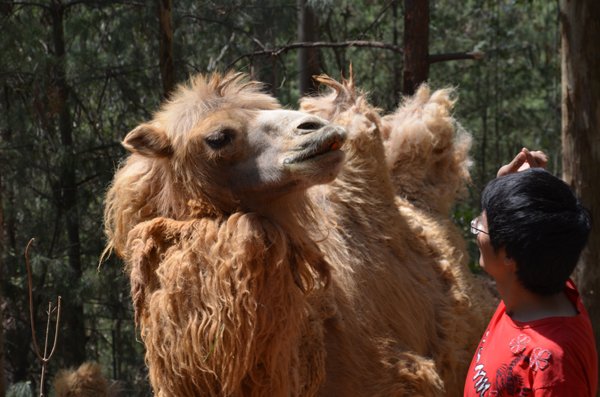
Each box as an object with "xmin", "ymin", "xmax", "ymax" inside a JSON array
[
  {"xmin": 560, "ymin": 1, "xmax": 600, "ymax": 392},
  {"xmin": 0, "ymin": 143, "xmax": 5, "ymax": 397},
  {"xmin": 392, "ymin": 2, "xmax": 402, "ymax": 103},
  {"xmin": 403, "ymin": 0, "xmax": 429, "ymax": 96},
  {"xmin": 297, "ymin": 0, "xmax": 320, "ymax": 97},
  {"xmin": 51, "ymin": 0, "xmax": 86, "ymax": 367},
  {"xmin": 158, "ymin": 0, "xmax": 175, "ymax": 99}
]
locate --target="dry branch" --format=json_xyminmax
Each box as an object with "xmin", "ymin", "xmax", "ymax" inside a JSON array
[
  {"xmin": 26, "ymin": 239, "xmax": 62, "ymax": 397},
  {"xmin": 357, "ymin": 0, "xmax": 398, "ymax": 40},
  {"xmin": 225, "ymin": 41, "xmax": 404, "ymax": 71}
]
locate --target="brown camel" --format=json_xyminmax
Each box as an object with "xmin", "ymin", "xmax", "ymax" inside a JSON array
[{"xmin": 104, "ymin": 70, "xmax": 493, "ymax": 396}]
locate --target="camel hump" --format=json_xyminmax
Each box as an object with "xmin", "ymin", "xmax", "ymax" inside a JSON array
[{"xmin": 381, "ymin": 84, "xmax": 472, "ymax": 215}]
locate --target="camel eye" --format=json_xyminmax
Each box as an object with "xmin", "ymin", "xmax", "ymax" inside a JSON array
[
  {"xmin": 205, "ymin": 129, "xmax": 234, "ymax": 149},
  {"xmin": 297, "ymin": 122, "xmax": 323, "ymax": 131}
]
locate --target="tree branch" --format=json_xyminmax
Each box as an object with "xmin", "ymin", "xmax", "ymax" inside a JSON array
[
  {"xmin": 26, "ymin": 239, "xmax": 62, "ymax": 397},
  {"xmin": 226, "ymin": 40, "xmax": 403, "ymax": 71},
  {"xmin": 357, "ymin": 0, "xmax": 397, "ymax": 40},
  {"xmin": 63, "ymin": 0, "xmax": 146, "ymax": 9},
  {"xmin": 428, "ymin": 51, "xmax": 485, "ymax": 64},
  {"xmin": 20, "ymin": 180, "xmax": 53, "ymax": 202},
  {"xmin": 0, "ymin": 1, "xmax": 51, "ymax": 11},
  {"xmin": 75, "ymin": 173, "xmax": 101, "ymax": 187},
  {"xmin": 47, "ymin": 206, "xmax": 62, "ymax": 258},
  {"xmin": 0, "ymin": 0, "xmax": 145, "ymax": 11},
  {"xmin": 180, "ymin": 15, "xmax": 267, "ymax": 51}
]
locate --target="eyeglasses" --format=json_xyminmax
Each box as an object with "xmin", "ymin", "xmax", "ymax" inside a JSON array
[{"xmin": 470, "ymin": 215, "xmax": 489, "ymax": 235}]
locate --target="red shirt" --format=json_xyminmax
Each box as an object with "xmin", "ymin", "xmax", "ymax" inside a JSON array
[{"xmin": 464, "ymin": 280, "xmax": 598, "ymax": 396}]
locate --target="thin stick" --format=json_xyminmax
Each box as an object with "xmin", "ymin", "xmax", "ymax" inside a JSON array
[
  {"xmin": 357, "ymin": 0, "xmax": 397, "ymax": 41},
  {"xmin": 203, "ymin": 323, "xmax": 225, "ymax": 362},
  {"xmin": 26, "ymin": 239, "xmax": 62, "ymax": 397},
  {"xmin": 39, "ymin": 302, "xmax": 52, "ymax": 395},
  {"xmin": 26, "ymin": 239, "xmax": 43, "ymax": 362}
]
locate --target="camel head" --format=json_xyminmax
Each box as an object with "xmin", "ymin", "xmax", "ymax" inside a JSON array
[
  {"xmin": 105, "ymin": 73, "xmax": 342, "ymax": 394},
  {"xmin": 117, "ymin": 72, "xmax": 347, "ymax": 221}
]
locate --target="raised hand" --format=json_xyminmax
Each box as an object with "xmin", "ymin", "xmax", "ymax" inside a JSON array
[{"xmin": 497, "ymin": 148, "xmax": 548, "ymax": 178}]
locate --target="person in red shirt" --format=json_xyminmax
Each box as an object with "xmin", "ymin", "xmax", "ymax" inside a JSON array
[{"xmin": 464, "ymin": 150, "xmax": 598, "ymax": 397}]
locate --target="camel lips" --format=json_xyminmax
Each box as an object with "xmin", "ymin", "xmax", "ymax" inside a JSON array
[{"xmin": 284, "ymin": 138, "xmax": 343, "ymax": 164}]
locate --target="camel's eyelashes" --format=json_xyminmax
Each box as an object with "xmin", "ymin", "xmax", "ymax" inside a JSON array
[
  {"xmin": 297, "ymin": 122, "xmax": 324, "ymax": 131},
  {"xmin": 205, "ymin": 129, "xmax": 235, "ymax": 149}
]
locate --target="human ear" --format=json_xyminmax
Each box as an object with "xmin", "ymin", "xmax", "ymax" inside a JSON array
[{"xmin": 123, "ymin": 124, "xmax": 172, "ymax": 157}]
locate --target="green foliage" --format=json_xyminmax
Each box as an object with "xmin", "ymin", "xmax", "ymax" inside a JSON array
[
  {"xmin": 7, "ymin": 382, "xmax": 33, "ymax": 397},
  {"xmin": 1, "ymin": 0, "xmax": 154, "ymax": 393},
  {"xmin": 0, "ymin": 0, "xmax": 560, "ymax": 394},
  {"xmin": 428, "ymin": 0, "xmax": 561, "ymax": 261}
]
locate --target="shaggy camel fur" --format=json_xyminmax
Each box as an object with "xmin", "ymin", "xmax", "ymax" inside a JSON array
[
  {"xmin": 104, "ymin": 70, "xmax": 493, "ymax": 396},
  {"xmin": 54, "ymin": 362, "xmax": 119, "ymax": 397}
]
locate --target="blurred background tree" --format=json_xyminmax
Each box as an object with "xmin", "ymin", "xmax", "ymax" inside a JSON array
[
  {"xmin": 1, "ymin": 0, "xmax": 597, "ymax": 395},
  {"xmin": 560, "ymin": 0, "xmax": 600, "ymax": 387}
]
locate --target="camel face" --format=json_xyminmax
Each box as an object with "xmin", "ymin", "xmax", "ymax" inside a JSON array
[
  {"xmin": 227, "ymin": 109, "xmax": 347, "ymax": 201},
  {"xmin": 123, "ymin": 107, "xmax": 347, "ymax": 212}
]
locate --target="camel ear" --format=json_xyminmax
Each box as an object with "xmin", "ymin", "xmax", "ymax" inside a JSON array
[{"xmin": 123, "ymin": 124, "xmax": 172, "ymax": 157}]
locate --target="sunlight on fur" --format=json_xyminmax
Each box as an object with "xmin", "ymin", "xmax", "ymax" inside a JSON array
[{"xmin": 104, "ymin": 70, "xmax": 493, "ymax": 396}]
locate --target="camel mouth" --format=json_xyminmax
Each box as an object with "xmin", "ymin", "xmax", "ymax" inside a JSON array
[{"xmin": 283, "ymin": 129, "xmax": 347, "ymax": 165}]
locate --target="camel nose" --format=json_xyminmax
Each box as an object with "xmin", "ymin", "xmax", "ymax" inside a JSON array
[{"xmin": 295, "ymin": 121, "xmax": 327, "ymax": 135}]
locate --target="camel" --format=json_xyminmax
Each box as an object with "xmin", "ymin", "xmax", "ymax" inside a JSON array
[
  {"xmin": 103, "ymin": 70, "xmax": 493, "ymax": 396},
  {"xmin": 54, "ymin": 362, "xmax": 120, "ymax": 397}
]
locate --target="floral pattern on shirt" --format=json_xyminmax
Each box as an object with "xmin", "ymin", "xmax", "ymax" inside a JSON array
[
  {"xmin": 529, "ymin": 348, "xmax": 551, "ymax": 372},
  {"xmin": 509, "ymin": 334, "xmax": 530, "ymax": 355}
]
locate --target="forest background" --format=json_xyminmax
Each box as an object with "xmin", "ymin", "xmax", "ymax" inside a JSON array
[{"xmin": 1, "ymin": 0, "xmax": 598, "ymax": 396}]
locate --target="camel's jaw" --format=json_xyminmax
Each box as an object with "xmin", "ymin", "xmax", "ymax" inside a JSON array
[{"xmin": 283, "ymin": 126, "xmax": 347, "ymax": 167}]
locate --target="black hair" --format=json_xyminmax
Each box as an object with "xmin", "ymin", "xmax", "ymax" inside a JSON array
[{"xmin": 481, "ymin": 168, "xmax": 591, "ymax": 295}]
